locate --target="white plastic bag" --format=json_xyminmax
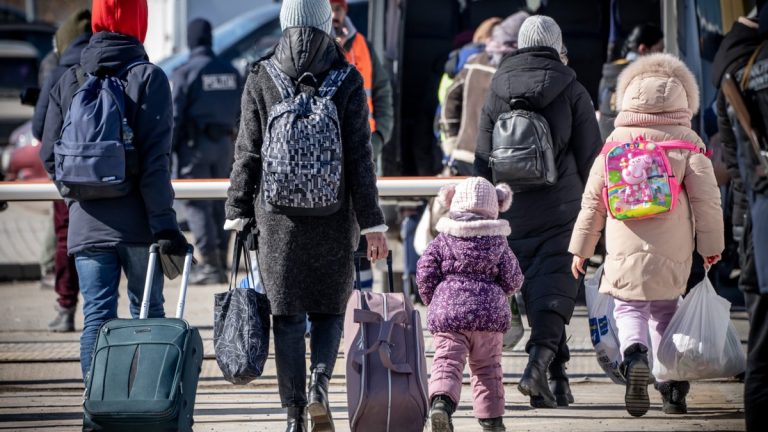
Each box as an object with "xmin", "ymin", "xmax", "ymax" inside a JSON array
[
  {"xmin": 585, "ymin": 266, "xmax": 625, "ymax": 384},
  {"xmin": 237, "ymin": 251, "xmax": 265, "ymax": 293},
  {"xmin": 653, "ymin": 276, "xmax": 746, "ymax": 381}
]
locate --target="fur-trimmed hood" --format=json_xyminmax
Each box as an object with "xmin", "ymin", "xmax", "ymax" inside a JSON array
[
  {"xmin": 615, "ymin": 53, "xmax": 700, "ymax": 119},
  {"xmin": 435, "ymin": 217, "xmax": 511, "ymax": 237}
]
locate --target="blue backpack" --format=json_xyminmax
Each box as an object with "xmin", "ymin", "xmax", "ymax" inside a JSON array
[{"xmin": 54, "ymin": 61, "xmax": 148, "ymax": 200}]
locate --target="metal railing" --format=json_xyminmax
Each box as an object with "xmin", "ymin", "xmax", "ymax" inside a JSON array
[{"xmin": 0, "ymin": 177, "xmax": 461, "ymax": 201}]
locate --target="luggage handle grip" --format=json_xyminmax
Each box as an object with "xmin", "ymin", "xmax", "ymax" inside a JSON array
[
  {"xmin": 139, "ymin": 244, "xmax": 195, "ymax": 319},
  {"xmin": 353, "ymin": 250, "xmax": 394, "ymax": 292}
]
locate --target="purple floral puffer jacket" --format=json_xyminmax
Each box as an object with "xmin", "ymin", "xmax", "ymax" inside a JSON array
[{"xmin": 416, "ymin": 233, "xmax": 524, "ymax": 333}]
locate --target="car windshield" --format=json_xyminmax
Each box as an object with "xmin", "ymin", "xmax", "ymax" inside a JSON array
[{"xmin": 0, "ymin": 57, "xmax": 37, "ymax": 96}]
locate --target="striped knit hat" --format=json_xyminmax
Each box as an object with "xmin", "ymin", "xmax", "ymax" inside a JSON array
[
  {"xmin": 280, "ymin": 0, "xmax": 333, "ymax": 36},
  {"xmin": 517, "ymin": 15, "xmax": 562, "ymax": 54}
]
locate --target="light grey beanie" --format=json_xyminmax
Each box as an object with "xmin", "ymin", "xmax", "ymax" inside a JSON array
[
  {"xmin": 517, "ymin": 15, "xmax": 562, "ymax": 53},
  {"xmin": 280, "ymin": 0, "xmax": 333, "ymax": 35}
]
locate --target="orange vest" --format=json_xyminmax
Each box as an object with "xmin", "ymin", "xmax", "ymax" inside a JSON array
[{"xmin": 344, "ymin": 33, "xmax": 376, "ymax": 132}]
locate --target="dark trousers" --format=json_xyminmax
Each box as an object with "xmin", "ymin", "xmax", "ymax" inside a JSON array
[
  {"xmin": 526, "ymin": 310, "xmax": 570, "ymax": 365},
  {"xmin": 273, "ymin": 313, "xmax": 344, "ymax": 407},
  {"xmin": 745, "ymin": 292, "xmax": 768, "ymax": 431},
  {"xmin": 185, "ymin": 199, "xmax": 227, "ymax": 258},
  {"xmin": 53, "ymin": 201, "xmax": 78, "ymax": 308},
  {"xmin": 178, "ymin": 143, "xmax": 231, "ymax": 259}
]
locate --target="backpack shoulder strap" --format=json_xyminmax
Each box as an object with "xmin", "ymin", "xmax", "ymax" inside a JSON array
[
  {"xmin": 262, "ymin": 58, "xmax": 294, "ymax": 100},
  {"xmin": 115, "ymin": 60, "xmax": 151, "ymax": 79},
  {"xmin": 741, "ymin": 41, "xmax": 767, "ymax": 90},
  {"xmin": 600, "ymin": 141, "xmax": 620, "ymax": 155},
  {"xmin": 318, "ymin": 64, "xmax": 354, "ymax": 99},
  {"xmin": 74, "ymin": 65, "xmax": 87, "ymax": 87},
  {"xmin": 655, "ymin": 140, "xmax": 706, "ymax": 154}
]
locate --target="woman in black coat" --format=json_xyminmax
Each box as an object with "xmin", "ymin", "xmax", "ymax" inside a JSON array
[
  {"xmin": 224, "ymin": 1, "xmax": 388, "ymax": 430},
  {"xmin": 475, "ymin": 16, "xmax": 602, "ymax": 409}
]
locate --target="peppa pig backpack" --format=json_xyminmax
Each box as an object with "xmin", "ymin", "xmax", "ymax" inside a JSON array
[{"xmin": 601, "ymin": 138, "xmax": 704, "ymax": 220}]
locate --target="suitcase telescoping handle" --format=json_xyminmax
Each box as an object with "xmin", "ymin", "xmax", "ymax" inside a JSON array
[
  {"xmin": 139, "ymin": 244, "xmax": 195, "ymax": 319},
  {"xmin": 354, "ymin": 250, "xmax": 394, "ymax": 292}
]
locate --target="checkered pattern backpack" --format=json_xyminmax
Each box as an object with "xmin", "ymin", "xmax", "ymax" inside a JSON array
[{"xmin": 261, "ymin": 59, "xmax": 353, "ymax": 216}]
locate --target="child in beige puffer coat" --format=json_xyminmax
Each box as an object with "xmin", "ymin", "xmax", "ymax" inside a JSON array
[{"xmin": 568, "ymin": 53, "xmax": 724, "ymax": 418}]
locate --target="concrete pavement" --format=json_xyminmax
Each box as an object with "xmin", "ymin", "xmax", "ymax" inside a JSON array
[{"xmin": 0, "ymin": 276, "xmax": 748, "ymax": 431}]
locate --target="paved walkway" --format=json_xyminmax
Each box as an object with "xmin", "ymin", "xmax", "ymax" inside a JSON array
[{"xmin": 0, "ymin": 277, "xmax": 748, "ymax": 431}]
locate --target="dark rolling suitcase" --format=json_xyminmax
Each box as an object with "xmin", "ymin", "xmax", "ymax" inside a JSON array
[{"xmin": 83, "ymin": 244, "xmax": 203, "ymax": 432}]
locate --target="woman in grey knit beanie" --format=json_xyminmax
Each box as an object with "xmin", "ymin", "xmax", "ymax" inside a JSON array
[
  {"xmin": 225, "ymin": 0, "xmax": 388, "ymax": 431},
  {"xmin": 475, "ymin": 13, "xmax": 603, "ymax": 412}
]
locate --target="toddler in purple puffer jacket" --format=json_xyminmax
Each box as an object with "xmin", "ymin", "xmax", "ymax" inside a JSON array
[{"xmin": 417, "ymin": 177, "xmax": 524, "ymax": 432}]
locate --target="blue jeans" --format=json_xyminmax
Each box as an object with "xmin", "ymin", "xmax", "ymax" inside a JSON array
[{"xmin": 75, "ymin": 244, "xmax": 165, "ymax": 379}]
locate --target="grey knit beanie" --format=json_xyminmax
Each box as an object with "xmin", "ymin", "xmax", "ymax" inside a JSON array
[
  {"xmin": 280, "ymin": 0, "xmax": 333, "ymax": 35},
  {"xmin": 517, "ymin": 15, "xmax": 562, "ymax": 53}
]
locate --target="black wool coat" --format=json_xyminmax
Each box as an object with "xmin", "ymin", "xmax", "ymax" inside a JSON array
[{"xmin": 226, "ymin": 27, "xmax": 385, "ymax": 316}]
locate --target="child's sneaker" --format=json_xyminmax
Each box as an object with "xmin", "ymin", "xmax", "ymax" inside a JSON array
[
  {"xmin": 429, "ymin": 395, "xmax": 455, "ymax": 432},
  {"xmin": 620, "ymin": 343, "xmax": 651, "ymax": 417},
  {"xmin": 478, "ymin": 417, "xmax": 506, "ymax": 431},
  {"xmin": 655, "ymin": 381, "xmax": 690, "ymax": 414}
]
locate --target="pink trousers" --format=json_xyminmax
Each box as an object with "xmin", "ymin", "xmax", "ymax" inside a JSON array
[
  {"xmin": 429, "ymin": 331, "xmax": 504, "ymax": 419},
  {"xmin": 614, "ymin": 298, "xmax": 678, "ymax": 381}
]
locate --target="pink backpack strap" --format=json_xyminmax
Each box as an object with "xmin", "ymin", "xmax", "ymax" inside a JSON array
[
  {"xmin": 600, "ymin": 141, "xmax": 620, "ymax": 155},
  {"xmin": 655, "ymin": 140, "xmax": 709, "ymax": 156}
]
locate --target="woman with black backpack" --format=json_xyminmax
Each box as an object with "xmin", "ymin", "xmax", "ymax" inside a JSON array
[
  {"xmin": 223, "ymin": 0, "xmax": 388, "ymax": 431},
  {"xmin": 474, "ymin": 15, "xmax": 602, "ymax": 409}
]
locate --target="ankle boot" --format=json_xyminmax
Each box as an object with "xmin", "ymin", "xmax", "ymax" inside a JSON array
[
  {"xmin": 478, "ymin": 417, "xmax": 506, "ymax": 431},
  {"xmin": 48, "ymin": 304, "xmax": 75, "ymax": 332},
  {"xmin": 429, "ymin": 395, "xmax": 455, "ymax": 432},
  {"xmin": 190, "ymin": 253, "xmax": 226, "ymax": 285},
  {"xmin": 620, "ymin": 343, "xmax": 650, "ymax": 417},
  {"xmin": 285, "ymin": 406, "xmax": 307, "ymax": 432},
  {"xmin": 307, "ymin": 368, "xmax": 334, "ymax": 432},
  {"xmin": 518, "ymin": 345, "xmax": 557, "ymax": 408},
  {"xmin": 549, "ymin": 361, "xmax": 574, "ymax": 407},
  {"xmin": 655, "ymin": 381, "xmax": 690, "ymax": 414}
]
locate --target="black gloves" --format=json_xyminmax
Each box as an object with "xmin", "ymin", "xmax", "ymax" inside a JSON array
[{"xmin": 154, "ymin": 229, "xmax": 189, "ymax": 256}]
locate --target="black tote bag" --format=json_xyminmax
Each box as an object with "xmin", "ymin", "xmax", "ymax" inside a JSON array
[{"xmin": 213, "ymin": 231, "xmax": 271, "ymax": 385}]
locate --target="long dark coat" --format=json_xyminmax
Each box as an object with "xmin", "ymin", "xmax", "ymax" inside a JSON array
[
  {"xmin": 226, "ymin": 27, "xmax": 385, "ymax": 316},
  {"xmin": 474, "ymin": 47, "xmax": 602, "ymax": 323}
]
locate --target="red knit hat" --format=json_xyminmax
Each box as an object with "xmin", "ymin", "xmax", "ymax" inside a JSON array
[
  {"xmin": 329, "ymin": 0, "xmax": 348, "ymax": 10},
  {"xmin": 92, "ymin": 0, "xmax": 148, "ymax": 43}
]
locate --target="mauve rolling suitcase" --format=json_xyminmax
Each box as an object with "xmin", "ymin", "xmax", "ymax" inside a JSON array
[
  {"xmin": 344, "ymin": 252, "xmax": 429, "ymax": 432},
  {"xmin": 82, "ymin": 244, "xmax": 203, "ymax": 432}
]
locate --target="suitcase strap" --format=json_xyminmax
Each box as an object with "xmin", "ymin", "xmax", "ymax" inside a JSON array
[{"xmin": 352, "ymin": 308, "xmax": 413, "ymax": 374}]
